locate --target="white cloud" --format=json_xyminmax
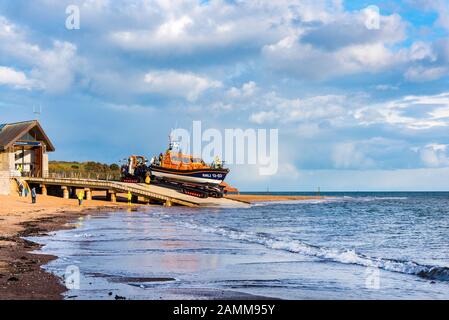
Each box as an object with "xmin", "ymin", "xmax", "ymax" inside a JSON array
[
  {"xmin": 434, "ymin": 2, "xmax": 449, "ymax": 31},
  {"xmin": 408, "ymin": 41, "xmax": 436, "ymax": 62},
  {"xmin": 264, "ymin": 39, "xmax": 404, "ymax": 81},
  {"xmin": 296, "ymin": 123, "xmax": 324, "ymax": 138},
  {"xmin": 249, "ymin": 111, "xmax": 277, "ymax": 125},
  {"xmin": 411, "ymin": 0, "xmax": 449, "ymax": 32},
  {"xmin": 227, "ymin": 159, "xmax": 300, "ymax": 189},
  {"xmin": 156, "ymin": 15, "xmax": 193, "ymax": 38},
  {"xmin": 226, "ymin": 81, "xmax": 257, "ymax": 99},
  {"xmin": 355, "ymin": 92, "xmax": 449, "ymax": 129},
  {"xmin": 143, "ymin": 70, "xmax": 221, "ymax": 101},
  {"xmin": 249, "ymin": 93, "xmax": 349, "ymax": 126},
  {"xmin": 0, "ymin": 66, "xmax": 34, "ymax": 89},
  {"xmin": 241, "ymin": 88, "xmax": 449, "ymax": 140},
  {"xmin": 263, "ymin": 10, "xmax": 407, "ymax": 80},
  {"xmin": 338, "ymin": 43, "xmax": 399, "ymax": 71},
  {"xmin": 375, "ymin": 84, "xmax": 399, "ymax": 91},
  {"xmin": 419, "ymin": 143, "xmax": 449, "ymax": 167},
  {"xmin": 31, "ymin": 41, "xmax": 78, "ymax": 93},
  {"xmin": 101, "ymin": 102, "xmax": 156, "ymax": 114},
  {"xmin": 332, "ymin": 142, "xmax": 375, "ymax": 169},
  {"xmin": 109, "ymin": 1, "xmax": 283, "ymax": 55},
  {"xmin": 404, "ymin": 66, "xmax": 448, "ymax": 82},
  {"xmin": 0, "ymin": 16, "xmax": 79, "ymax": 93},
  {"xmin": 429, "ymin": 105, "xmax": 449, "ymax": 119}
]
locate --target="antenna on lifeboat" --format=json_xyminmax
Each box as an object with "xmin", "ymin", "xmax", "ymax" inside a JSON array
[{"xmin": 168, "ymin": 132, "xmax": 181, "ymax": 152}]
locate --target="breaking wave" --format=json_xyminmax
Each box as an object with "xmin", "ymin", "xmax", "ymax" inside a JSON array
[{"xmin": 182, "ymin": 222, "xmax": 449, "ymax": 282}]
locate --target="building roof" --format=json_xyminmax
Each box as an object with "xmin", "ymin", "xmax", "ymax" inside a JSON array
[{"xmin": 0, "ymin": 120, "xmax": 55, "ymax": 152}]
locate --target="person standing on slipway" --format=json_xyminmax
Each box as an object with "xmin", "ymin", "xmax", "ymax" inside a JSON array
[
  {"xmin": 78, "ymin": 190, "xmax": 85, "ymax": 206},
  {"xmin": 127, "ymin": 191, "xmax": 132, "ymax": 205}
]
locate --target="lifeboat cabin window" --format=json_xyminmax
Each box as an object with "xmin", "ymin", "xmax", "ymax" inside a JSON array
[{"xmin": 181, "ymin": 157, "xmax": 191, "ymax": 164}]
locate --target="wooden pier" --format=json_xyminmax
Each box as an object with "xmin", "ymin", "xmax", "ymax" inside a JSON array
[{"xmin": 23, "ymin": 177, "xmax": 247, "ymax": 208}]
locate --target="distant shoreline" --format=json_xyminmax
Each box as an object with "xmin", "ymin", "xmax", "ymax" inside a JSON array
[{"xmin": 226, "ymin": 194, "xmax": 325, "ymax": 203}]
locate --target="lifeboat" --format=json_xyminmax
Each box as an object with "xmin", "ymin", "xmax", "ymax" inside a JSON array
[{"xmin": 149, "ymin": 139, "xmax": 229, "ymax": 185}]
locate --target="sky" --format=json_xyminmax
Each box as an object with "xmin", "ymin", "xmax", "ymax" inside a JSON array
[{"xmin": 1, "ymin": 0, "xmax": 449, "ymax": 191}]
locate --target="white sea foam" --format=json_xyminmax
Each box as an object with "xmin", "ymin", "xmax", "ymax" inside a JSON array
[
  {"xmin": 182, "ymin": 222, "xmax": 449, "ymax": 281},
  {"xmin": 356, "ymin": 196, "xmax": 408, "ymax": 202},
  {"xmin": 73, "ymin": 233, "xmax": 94, "ymax": 238}
]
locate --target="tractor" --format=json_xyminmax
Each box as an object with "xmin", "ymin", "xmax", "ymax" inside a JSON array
[{"xmin": 120, "ymin": 155, "xmax": 150, "ymax": 183}]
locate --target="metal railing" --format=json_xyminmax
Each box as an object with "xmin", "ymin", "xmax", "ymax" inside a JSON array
[
  {"xmin": 46, "ymin": 171, "xmax": 121, "ymax": 181},
  {"xmin": 24, "ymin": 176, "xmax": 199, "ymax": 207}
]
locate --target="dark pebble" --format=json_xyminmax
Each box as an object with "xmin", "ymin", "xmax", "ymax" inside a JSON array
[
  {"xmin": 8, "ymin": 277, "xmax": 19, "ymax": 282},
  {"xmin": 115, "ymin": 295, "xmax": 126, "ymax": 300}
]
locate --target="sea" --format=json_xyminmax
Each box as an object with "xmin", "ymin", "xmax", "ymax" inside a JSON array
[{"xmin": 28, "ymin": 192, "xmax": 449, "ymax": 300}]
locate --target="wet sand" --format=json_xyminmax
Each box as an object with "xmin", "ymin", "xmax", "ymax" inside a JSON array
[{"xmin": 0, "ymin": 194, "xmax": 131, "ymax": 299}]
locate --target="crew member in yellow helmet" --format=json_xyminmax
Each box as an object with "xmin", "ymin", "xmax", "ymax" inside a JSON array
[{"xmin": 127, "ymin": 191, "xmax": 132, "ymax": 205}]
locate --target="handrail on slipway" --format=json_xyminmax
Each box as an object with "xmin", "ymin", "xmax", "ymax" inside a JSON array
[{"xmin": 23, "ymin": 177, "xmax": 199, "ymax": 207}]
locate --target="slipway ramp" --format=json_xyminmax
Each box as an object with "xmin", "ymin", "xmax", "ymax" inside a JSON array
[{"xmin": 24, "ymin": 177, "xmax": 248, "ymax": 208}]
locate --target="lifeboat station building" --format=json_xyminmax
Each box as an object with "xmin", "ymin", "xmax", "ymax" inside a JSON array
[{"xmin": 0, "ymin": 120, "xmax": 55, "ymax": 195}]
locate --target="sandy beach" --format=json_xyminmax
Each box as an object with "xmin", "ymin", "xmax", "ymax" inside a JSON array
[
  {"xmin": 225, "ymin": 194, "xmax": 324, "ymax": 203},
  {"xmin": 0, "ymin": 194, "xmax": 131, "ymax": 299}
]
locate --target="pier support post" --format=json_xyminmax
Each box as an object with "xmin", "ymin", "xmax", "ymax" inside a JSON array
[
  {"xmin": 61, "ymin": 186, "xmax": 69, "ymax": 199},
  {"xmin": 85, "ymin": 188, "xmax": 92, "ymax": 201},
  {"xmin": 164, "ymin": 199, "xmax": 172, "ymax": 207},
  {"xmin": 107, "ymin": 191, "xmax": 117, "ymax": 203},
  {"xmin": 41, "ymin": 184, "xmax": 47, "ymax": 196}
]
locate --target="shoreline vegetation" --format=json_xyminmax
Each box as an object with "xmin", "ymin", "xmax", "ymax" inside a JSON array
[
  {"xmin": 49, "ymin": 161, "xmax": 121, "ymax": 180},
  {"xmin": 0, "ymin": 193, "xmax": 323, "ymax": 300}
]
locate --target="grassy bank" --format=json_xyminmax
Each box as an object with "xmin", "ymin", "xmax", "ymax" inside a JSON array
[{"xmin": 49, "ymin": 161, "xmax": 121, "ymax": 180}]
